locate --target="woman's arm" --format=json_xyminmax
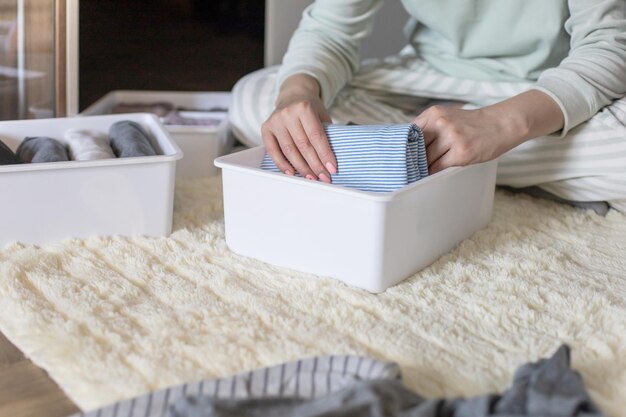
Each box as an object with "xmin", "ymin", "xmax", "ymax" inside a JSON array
[
  {"xmin": 413, "ymin": 90, "xmax": 564, "ymax": 174},
  {"xmin": 262, "ymin": 74, "xmax": 336, "ymax": 181},
  {"xmin": 264, "ymin": 0, "xmax": 383, "ymax": 181},
  {"xmin": 418, "ymin": 0, "xmax": 626, "ymax": 174},
  {"xmin": 533, "ymin": 0, "xmax": 626, "ymax": 135},
  {"xmin": 277, "ymin": 0, "xmax": 383, "ymax": 108}
]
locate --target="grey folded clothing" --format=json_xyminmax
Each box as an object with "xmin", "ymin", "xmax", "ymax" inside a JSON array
[
  {"xmin": 111, "ymin": 101, "xmax": 174, "ymax": 118},
  {"xmin": 16, "ymin": 136, "xmax": 69, "ymax": 163},
  {"xmin": 0, "ymin": 138, "xmax": 20, "ymax": 165},
  {"xmin": 162, "ymin": 111, "xmax": 224, "ymax": 127},
  {"xmin": 108, "ymin": 120, "xmax": 158, "ymax": 158},
  {"xmin": 169, "ymin": 345, "xmax": 602, "ymax": 417},
  {"xmin": 72, "ymin": 345, "xmax": 603, "ymax": 417}
]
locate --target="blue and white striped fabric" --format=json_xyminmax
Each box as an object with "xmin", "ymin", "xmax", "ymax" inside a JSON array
[{"xmin": 260, "ymin": 123, "xmax": 429, "ymax": 192}]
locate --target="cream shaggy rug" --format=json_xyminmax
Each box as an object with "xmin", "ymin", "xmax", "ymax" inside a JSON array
[{"xmin": 0, "ymin": 177, "xmax": 625, "ymax": 416}]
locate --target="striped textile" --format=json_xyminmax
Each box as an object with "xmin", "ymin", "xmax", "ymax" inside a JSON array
[
  {"xmin": 260, "ymin": 123, "xmax": 428, "ymax": 192},
  {"xmin": 70, "ymin": 356, "xmax": 400, "ymax": 417}
]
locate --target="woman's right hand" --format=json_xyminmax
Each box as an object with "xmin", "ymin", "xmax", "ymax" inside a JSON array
[{"xmin": 261, "ymin": 74, "xmax": 337, "ymax": 183}]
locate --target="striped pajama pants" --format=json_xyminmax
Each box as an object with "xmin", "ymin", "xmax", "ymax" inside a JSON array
[{"xmin": 229, "ymin": 54, "xmax": 626, "ymax": 212}]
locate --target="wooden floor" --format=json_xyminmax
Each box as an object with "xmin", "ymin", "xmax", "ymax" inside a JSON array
[{"xmin": 0, "ymin": 331, "xmax": 79, "ymax": 417}]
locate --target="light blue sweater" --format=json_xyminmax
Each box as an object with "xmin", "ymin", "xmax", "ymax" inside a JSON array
[{"xmin": 277, "ymin": 0, "xmax": 626, "ymax": 135}]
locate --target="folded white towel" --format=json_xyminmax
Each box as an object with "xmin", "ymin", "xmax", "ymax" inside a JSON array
[{"xmin": 63, "ymin": 129, "xmax": 116, "ymax": 161}]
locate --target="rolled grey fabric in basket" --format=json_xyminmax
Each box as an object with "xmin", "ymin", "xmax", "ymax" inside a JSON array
[
  {"xmin": 16, "ymin": 136, "xmax": 69, "ymax": 163},
  {"xmin": 0, "ymin": 138, "xmax": 20, "ymax": 165},
  {"xmin": 108, "ymin": 120, "xmax": 158, "ymax": 158}
]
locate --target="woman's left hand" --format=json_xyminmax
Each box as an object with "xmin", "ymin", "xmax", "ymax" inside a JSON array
[
  {"xmin": 412, "ymin": 104, "xmax": 524, "ymax": 174},
  {"xmin": 412, "ymin": 89, "xmax": 566, "ymax": 174}
]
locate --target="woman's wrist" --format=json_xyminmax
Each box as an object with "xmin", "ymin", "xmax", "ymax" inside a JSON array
[
  {"xmin": 481, "ymin": 102, "xmax": 531, "ymax": 152},
  {"xmin": 483, "ymin": 89, "xmax": 564, "ymax": 150},
  {"xmin": 276, "ymin": 74, "xmax": 322, "ymax": 108}
]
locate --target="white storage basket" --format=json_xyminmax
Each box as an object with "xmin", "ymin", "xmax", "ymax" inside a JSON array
[
  {"xmin": 0, "ymin": 113, "xmax": 182, "ymax": 246},
  {"xmin": 81, "ymin": 90, "xmax": 233, "ymax": 178},
  {"xmin": 215, "ymin": 147, "xmax": 497, "ymax": 293}
]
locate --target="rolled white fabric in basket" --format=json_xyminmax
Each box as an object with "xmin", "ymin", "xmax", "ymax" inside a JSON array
[{"xmin": 63, "ymin": 129, "xmax": 115, "ymax": 161}]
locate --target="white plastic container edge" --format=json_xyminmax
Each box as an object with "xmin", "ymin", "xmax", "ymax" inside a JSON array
[
  {"xmin": 0, "ymin": 113, "xmax": 182, "ymax": 246},
  {"xmin": 215, "ymin": 146, "xmax": 497, "ymax": 293},
  {"xmin": 81, "ymin": 90, "xmax": 234, "ymax": 178}
]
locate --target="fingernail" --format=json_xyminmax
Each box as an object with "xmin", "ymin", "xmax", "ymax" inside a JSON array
[
  {"xmin": 318, "ymin": 173, "xmax": 331, "ymax": 183},
  {"xmin": 305, "ymin": 174, "xmax": 316, "ymax": 181},
  {"xmin": 325, "ymin": 162, "xmax": 337, "ymax": 174},
  {"xmin": 284, "ymin": 169, "xmax": 294, "ymax": 176}
]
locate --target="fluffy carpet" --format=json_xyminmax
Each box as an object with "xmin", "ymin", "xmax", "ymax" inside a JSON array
[{"xmin": 0, "ymin": 177, "xmax": 625, "ymax": 416}]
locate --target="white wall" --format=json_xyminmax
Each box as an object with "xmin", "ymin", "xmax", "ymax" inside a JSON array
[{"xmin": 264, "ymin": 0, "xmax": 409, "ymax": 67}]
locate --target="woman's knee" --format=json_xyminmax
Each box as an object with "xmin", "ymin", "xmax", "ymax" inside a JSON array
[{"xmin": 229, "ymin": 66, "xmax": 279, "ymax": 147}]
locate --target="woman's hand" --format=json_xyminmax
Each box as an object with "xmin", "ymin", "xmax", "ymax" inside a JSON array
[
  {"xmin": 413, "ymin": 90, "xmax": 565, "ymax": 174},
  {"xmin": 413, "ymin": 105, "xmax": 521, "ymax": 174},
  {"xmin": 261, "ymin": 74, "xmax": 337, "ymax": 183}
]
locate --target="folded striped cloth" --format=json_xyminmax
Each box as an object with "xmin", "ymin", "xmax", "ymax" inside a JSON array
[{"xmin": 261, "ymin": 123, "xmax": 429, "ymax": 192}]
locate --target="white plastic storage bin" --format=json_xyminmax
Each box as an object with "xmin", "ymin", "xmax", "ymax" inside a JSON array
[
  {"xmin": 81, "ymin": 90, "xmax": 233, "ymax": 178},
  {"xmin": 215, "ymin": 147, "xmax": 497, "ymax": 293},
  {"xmin": 0, "ymin": 113, "xmax": 182, "ymax": 246}
]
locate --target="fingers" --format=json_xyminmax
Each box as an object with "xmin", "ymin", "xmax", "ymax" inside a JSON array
[
  {"xmin": 300, "ymin": 108, "xmax": 337, "ymax": 175},
  {"xmin": 429, "ymin": 151, "xmax": 455, "ymax": 174},
  {"xmin": 262, "ymin": 97, "xmax": 337, "ymax": 183},
  {"xmin": 261, "ymin": 126, "xmax": 294, "ymax": 176},
  {"xmin": 286, "ymin": 117, "xmax": 331, "ymax": 183},
  {"xmin": 415, "ymin": 105, "xmax": 459, "ymax": 174},
  {"xmin": 273, "ymin": 125, "xmax": 317, "ymax": 180},
  {"xmin": 413, "ymin": 112, "xmax": 436, "ymax": 148},
  {"xmin": 425, "ymin": 131, "xmax": 450, "ymax": 167}
]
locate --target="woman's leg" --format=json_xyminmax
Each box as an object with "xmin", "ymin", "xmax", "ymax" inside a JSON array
[
  {"xmin": 228, "ymin": 67, "xmax": 278, "ymax": 148},
  {"xmin": 229, "ymin": 66, "xmax": 422, "ymax": 147},
  {"xmin": 496, "ymin": 97, "xmax": 626, "ymax": 212}
]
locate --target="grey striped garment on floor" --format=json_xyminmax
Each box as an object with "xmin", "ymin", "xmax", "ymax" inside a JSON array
[
  {"xmin": 72, "ymin": 356, "xmax": 399, "ymax": 417},
  {"xmin": 260, "ymin": 123, "xmax": 429, "ymax": 192},
  {"xmin": 71, "ymin": 346, "xmax": 603, "ymax": 417}
]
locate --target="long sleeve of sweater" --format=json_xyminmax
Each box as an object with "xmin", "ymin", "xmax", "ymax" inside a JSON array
[
  {"xmin": 276, "ymin": 0, "xmax": 383, "ymax": 108},
  {"xmin": 533, "ymin": 0, "xmax": 626, "ymax": 135},
  {"xmin": 277, "ymin": 0, "xmax": 626, "ymax": 134}
]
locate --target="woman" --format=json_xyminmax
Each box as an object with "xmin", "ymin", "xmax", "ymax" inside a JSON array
[{"xmin": 229, "ymin": 0, "xmax": 626, "ymax": 212}]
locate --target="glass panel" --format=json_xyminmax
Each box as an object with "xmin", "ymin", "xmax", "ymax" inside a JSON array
[{"xmin": 0, "ymin": 0, "xmax": 55, "ymax": 120}]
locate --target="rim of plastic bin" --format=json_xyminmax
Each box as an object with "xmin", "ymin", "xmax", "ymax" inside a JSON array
[
  {"xmin": 214, "ymin": 146, "xmax": 494, "ymax": 203},
  {"xmin": 81, "ymin": 90, "xmax": 232, "ymax": 134},
  {"xmin": 0, "ymin": 113, "xmax": 183, "ymax": 174}
]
